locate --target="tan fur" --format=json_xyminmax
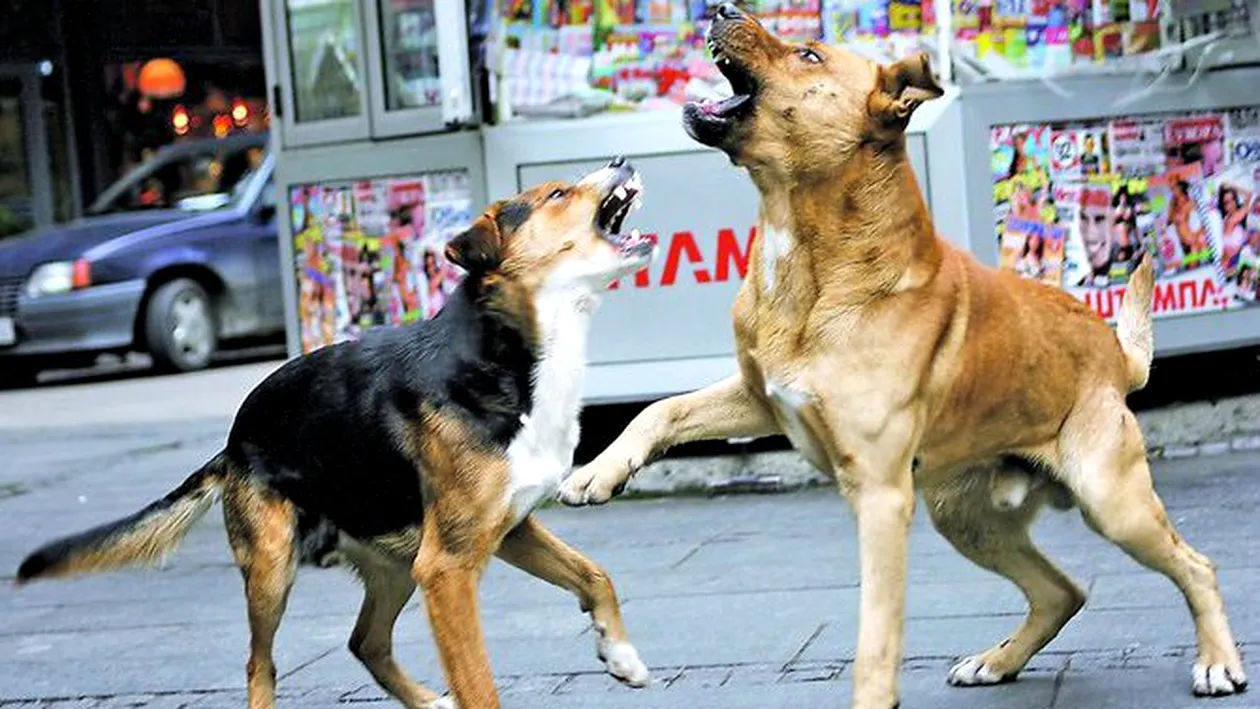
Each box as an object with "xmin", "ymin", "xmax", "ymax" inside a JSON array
[
  {"xmin": 496, "ymin": 516, "xmax": 631, "ymax": 646},
  {"xmin": 31, "ymin": 473, "xmax": 221, "ymax": 580},
  {"xmin": 562, "ymin": 13, "xmax": 1246, "ymax": 707},
  {"xmin": 223, "ymin": 479, "xmax": 299, "ymax": 709},
  {"xmin": 1117, "ymin": 253, "xmax": 1156, "ymax": 392},
  {"xmin": 342, "ymin": 539, "xmax": 444, "ymax": 709}
]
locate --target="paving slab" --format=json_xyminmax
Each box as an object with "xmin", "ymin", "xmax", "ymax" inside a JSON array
[{"xmin": 3, "ymin": 368, "xmax": 1260, "ymax": 708}]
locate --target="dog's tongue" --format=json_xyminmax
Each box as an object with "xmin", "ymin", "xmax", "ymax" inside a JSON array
[{"xmin": 701, "ymin": 94, "xmax": 751, "ymax": 117}]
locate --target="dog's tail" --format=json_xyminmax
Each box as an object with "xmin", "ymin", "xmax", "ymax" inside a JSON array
[
  {"xmin": 15, "ymin": 454, "xmax": 228, "ymax": 584},
  {"xmin": 1116, "ymin": 253, "xmax": 1155, "ymax": 393}
]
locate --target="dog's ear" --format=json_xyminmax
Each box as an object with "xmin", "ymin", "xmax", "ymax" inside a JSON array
[
  {"xmin": 868, "ymin": 52, "xmax": 944, "ymax": 126},
  {"xmin": 445, "ymin": 213, "xmax": 502, "ymax": 273}
]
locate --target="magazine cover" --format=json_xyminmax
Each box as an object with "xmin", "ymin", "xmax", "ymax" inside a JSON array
[
  {"xmin": 998, "ymin": 217, "xmax": 1032, "ymax": 273},
  {"xmin": 1058, "ymin": 176, "xmax": 1147, "ymax": 289},
  {"xmin": 1109, "ymin": 118, "xmax": 1166, "ymax": 177},
  {"xmin": 1076, "ymin": 125, "xmax": 1110, "ymax": 176},
  {"xmin": 1065, "ymin": 180, "xmax": 1117, "ymax": 287},
  {"xmin": 1226, "ymin": 107, "xmax": 1260, "ymax": 167},
  {"xmin": 992, "ymin": 124, "xmax": 1053, "ymax": 183},
  {"xmin": 999, "ymin": 217, "xmax": 1065, "ymax": 287},
  {"xmin": 1231, "ymin": 174, "xmax": 1260, "ymax": 305},
  {"xmin": 1055, "ymin": 182, "xmax": 1092, "ymax": 287},
  {"xmin": 1150, "ymin": 162, "xmax": 1214, "ymax": 272},
  {"xmin": 1165, "ymin": 113, "xmax": 1226, "ymax": 177},
  {"xmin": 1206, "ymin": 163, "xmax": 1260, "ymax": 306},
  {"xmin": 1050, "ymin": 128, "xmax": 1084, "ymax": 181},
  {"xmin": 994, "ymin": 169, "xmax": 1053, "ymax": 244},
  {"xmin": 1102, "ymin": 174, "xmax": 1150, "ymax": 283}
]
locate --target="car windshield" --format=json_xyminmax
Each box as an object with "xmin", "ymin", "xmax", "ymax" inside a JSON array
[{"xmin": 90, "ymin": 141, "xmax": 267, "ymax": 215}]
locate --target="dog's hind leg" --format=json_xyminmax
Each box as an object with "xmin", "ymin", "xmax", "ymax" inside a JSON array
[
  {"xmin": 341, "ymin": 542, "xmax": 448, "ymax": 709},
  {"xmin": 559, "ymin": 373, "xmax": 778, "ymax": 505},
  {"xmin": 1058, "ymin": 392, "xmax": 1247, "ymax": 697},
  {"xmin": 923, "ymin": 468, "xmax": 1085, "ymax": 687},
  {"xmin": 223, "ymin": 481, "xmax": 298, "ymax": 709},
  {"xmin": 496, "ymin": 515, "xmax": 650, "ymax": 688}
]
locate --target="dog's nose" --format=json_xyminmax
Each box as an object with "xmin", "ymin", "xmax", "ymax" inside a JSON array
[
  {"xmin": 609, "ymin": 155, "xmax": 627, "ymax": 168},
  {"xmin": 716, "ymin": 2, "xmax": 742, "ymax": 19}
]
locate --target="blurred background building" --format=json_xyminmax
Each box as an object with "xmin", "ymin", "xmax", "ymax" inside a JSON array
[{"xmin": 0, "ymin": 0, "xmax": 269, "ymax": 236}]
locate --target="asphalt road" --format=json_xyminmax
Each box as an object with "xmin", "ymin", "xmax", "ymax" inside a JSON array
[{"xmin": 1, "ymin": 363, "xmax": 1258, "ymax": 709}]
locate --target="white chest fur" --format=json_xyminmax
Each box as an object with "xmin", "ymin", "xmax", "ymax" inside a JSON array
[
  {"xmin": 760, "ymin": 222, "xmax": 795, "ymax": 292},
  {"xmin": 764, "ymin": 379, "xmax": 831, "ymax": 473},
  {"xmin": 504, "ymin": 289, "xmax": 591, "ymax": 526}
]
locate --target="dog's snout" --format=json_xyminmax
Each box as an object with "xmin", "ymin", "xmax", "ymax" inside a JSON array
[
  {"xmin": 608, "ymin": 155, "xmax": 627, "ymax": 168},
  {"xmin": 715, "ymin": 2, "xmax": 742, "ymax": 19}
]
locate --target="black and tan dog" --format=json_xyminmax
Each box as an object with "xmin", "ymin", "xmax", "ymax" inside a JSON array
[
  {"xmin": 561, "ymin": 6, "xmax": 1247, "ymax": 709},
  {"xmin": 16, "ymin": 159, "xmax": 656, "ymax": 709}
]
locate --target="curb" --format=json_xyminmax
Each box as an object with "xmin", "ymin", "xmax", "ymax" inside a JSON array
[{"xmin": 614, "ymin": 394, "xmax": 1260, "ymax": 497}]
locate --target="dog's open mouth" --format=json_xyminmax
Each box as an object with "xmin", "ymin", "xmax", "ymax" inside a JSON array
[
  {"xmin": 683, "ymin": 38, "xmax": 757, "ymax": 146},
  {"xmin": 704, "ymin": 39, "xmax": 758, "ymax": 118},
  {"xmin": 596, "ymin": 172, "xmax": 655, "ymax": 258}
]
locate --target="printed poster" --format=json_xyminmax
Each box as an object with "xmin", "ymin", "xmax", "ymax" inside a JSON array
[
  {"xmin": 290, "ymin": 170, "xmax": 475, "ymax": 353},
  {"xmin": 992, "ymin": 105, "xmax": 1260, "ymax": 323}
]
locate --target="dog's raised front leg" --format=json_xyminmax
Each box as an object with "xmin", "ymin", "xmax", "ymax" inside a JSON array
[
  {"xmin": 558, "ymin": 374, "xmax": 778, "ymax": 505},
  {"xmin": 497, "ymin": 514, "xmax": 650, "ymax": 687},
  {"xmin": 836, "ymin": 418, "xmax": 918, "ymax": 709}
]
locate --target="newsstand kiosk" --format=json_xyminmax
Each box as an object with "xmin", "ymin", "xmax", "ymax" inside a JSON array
[{"xmin": 261, "ymin": 0, "xmax": 1260, "ymax": 406}]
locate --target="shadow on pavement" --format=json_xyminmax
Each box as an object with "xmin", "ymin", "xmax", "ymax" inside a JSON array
[{"xmin": 6, "ymin": 344, "xmax": 288, "ymax": 393}]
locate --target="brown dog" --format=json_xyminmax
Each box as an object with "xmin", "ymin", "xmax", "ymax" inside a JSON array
[{"xmin": 560, "ymin": 6, "xmax": 1248, "ymax": 707}]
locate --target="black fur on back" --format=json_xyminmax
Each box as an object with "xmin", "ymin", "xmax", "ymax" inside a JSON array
[{"xmin": 224, "ymin": 279, "xmax": 538, "ymax": 541}]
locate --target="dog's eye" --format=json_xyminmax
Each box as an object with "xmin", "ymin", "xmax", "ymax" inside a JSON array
[
  {"xmin": 798, "ymin": 48, "xmax": 822, "ymax": 64},
  {"xmin": 548, "ymin": 188, "xmax": 568, "ymax": 201}
]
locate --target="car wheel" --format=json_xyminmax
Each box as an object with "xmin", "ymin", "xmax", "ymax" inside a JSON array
[
  {"xmin": 0, "ymin": 362, "xmax": 40, "ymax": 389},
  {"xmin": 145, "ymin": 278, "xmax": 217, "ymax": 373}
]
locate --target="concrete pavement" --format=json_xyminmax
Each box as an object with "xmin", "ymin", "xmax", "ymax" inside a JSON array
[{"xmin": 2, "ymin": 364, "xmax": 1260, "ymax": 708}]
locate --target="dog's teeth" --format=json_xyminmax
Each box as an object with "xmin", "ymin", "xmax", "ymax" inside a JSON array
[{"xmin": 613, "ymin": 186, "xmax": 627, "ymax": 200}]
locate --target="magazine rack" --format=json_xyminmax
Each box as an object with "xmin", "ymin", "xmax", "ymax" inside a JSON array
[{"xmin": 956, "ymin": 66, "xmax": 1260, "ymax": 356}]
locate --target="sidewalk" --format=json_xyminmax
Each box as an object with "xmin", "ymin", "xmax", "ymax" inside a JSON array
[{"xmin": 2, "ymin": 380, "xmax": 1259, "ymax": 709}]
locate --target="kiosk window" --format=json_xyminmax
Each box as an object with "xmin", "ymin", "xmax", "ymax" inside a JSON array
[
  {"xmin": 286, "ymin": 0, "xmax": 365, "ymax": 122},
  {"xmin": 379, "ymin": 0, "xmax": 441, "ymax": 110}
]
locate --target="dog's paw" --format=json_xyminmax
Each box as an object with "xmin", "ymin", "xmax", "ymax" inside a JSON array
[
  {"xmin": 427, "ymin": 695, "xmax": 458, "ymax": 709},
  {"xmin": 559, "ymin": 462, "xmax": 631, "ymax": 506},
  {"xmin": 598, "ymin": 638, "xmax": 651, "ymax": 688},
  {"xmin": 557, "ymin": 467, "xmax": 596, "ymax": 506},
  {"xmin": 1192, "ymin": 662, "xmax": 1248, "ymax": 696},
  {"xmin": 947, "ymin": 656, "xmax": 1012, "ymax": 687}
]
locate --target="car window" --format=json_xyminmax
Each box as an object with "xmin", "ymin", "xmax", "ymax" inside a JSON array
[
  {"xmin": 102, "ymin": 144, "xmax": 267, "ymax": 214},
  {"xmin": 260, "ymin": 177, "xmax": 276, "ymax": 213}
]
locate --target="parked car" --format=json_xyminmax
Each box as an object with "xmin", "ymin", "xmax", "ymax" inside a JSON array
[{"xmin": 0, "ymin": 132, "xmax": 284, "ymax": 387}]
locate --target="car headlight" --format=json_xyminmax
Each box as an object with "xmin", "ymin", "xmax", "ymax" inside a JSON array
[{"xmin": 27, "ymin": 259, "xmax": 92, "ymax": 298}]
